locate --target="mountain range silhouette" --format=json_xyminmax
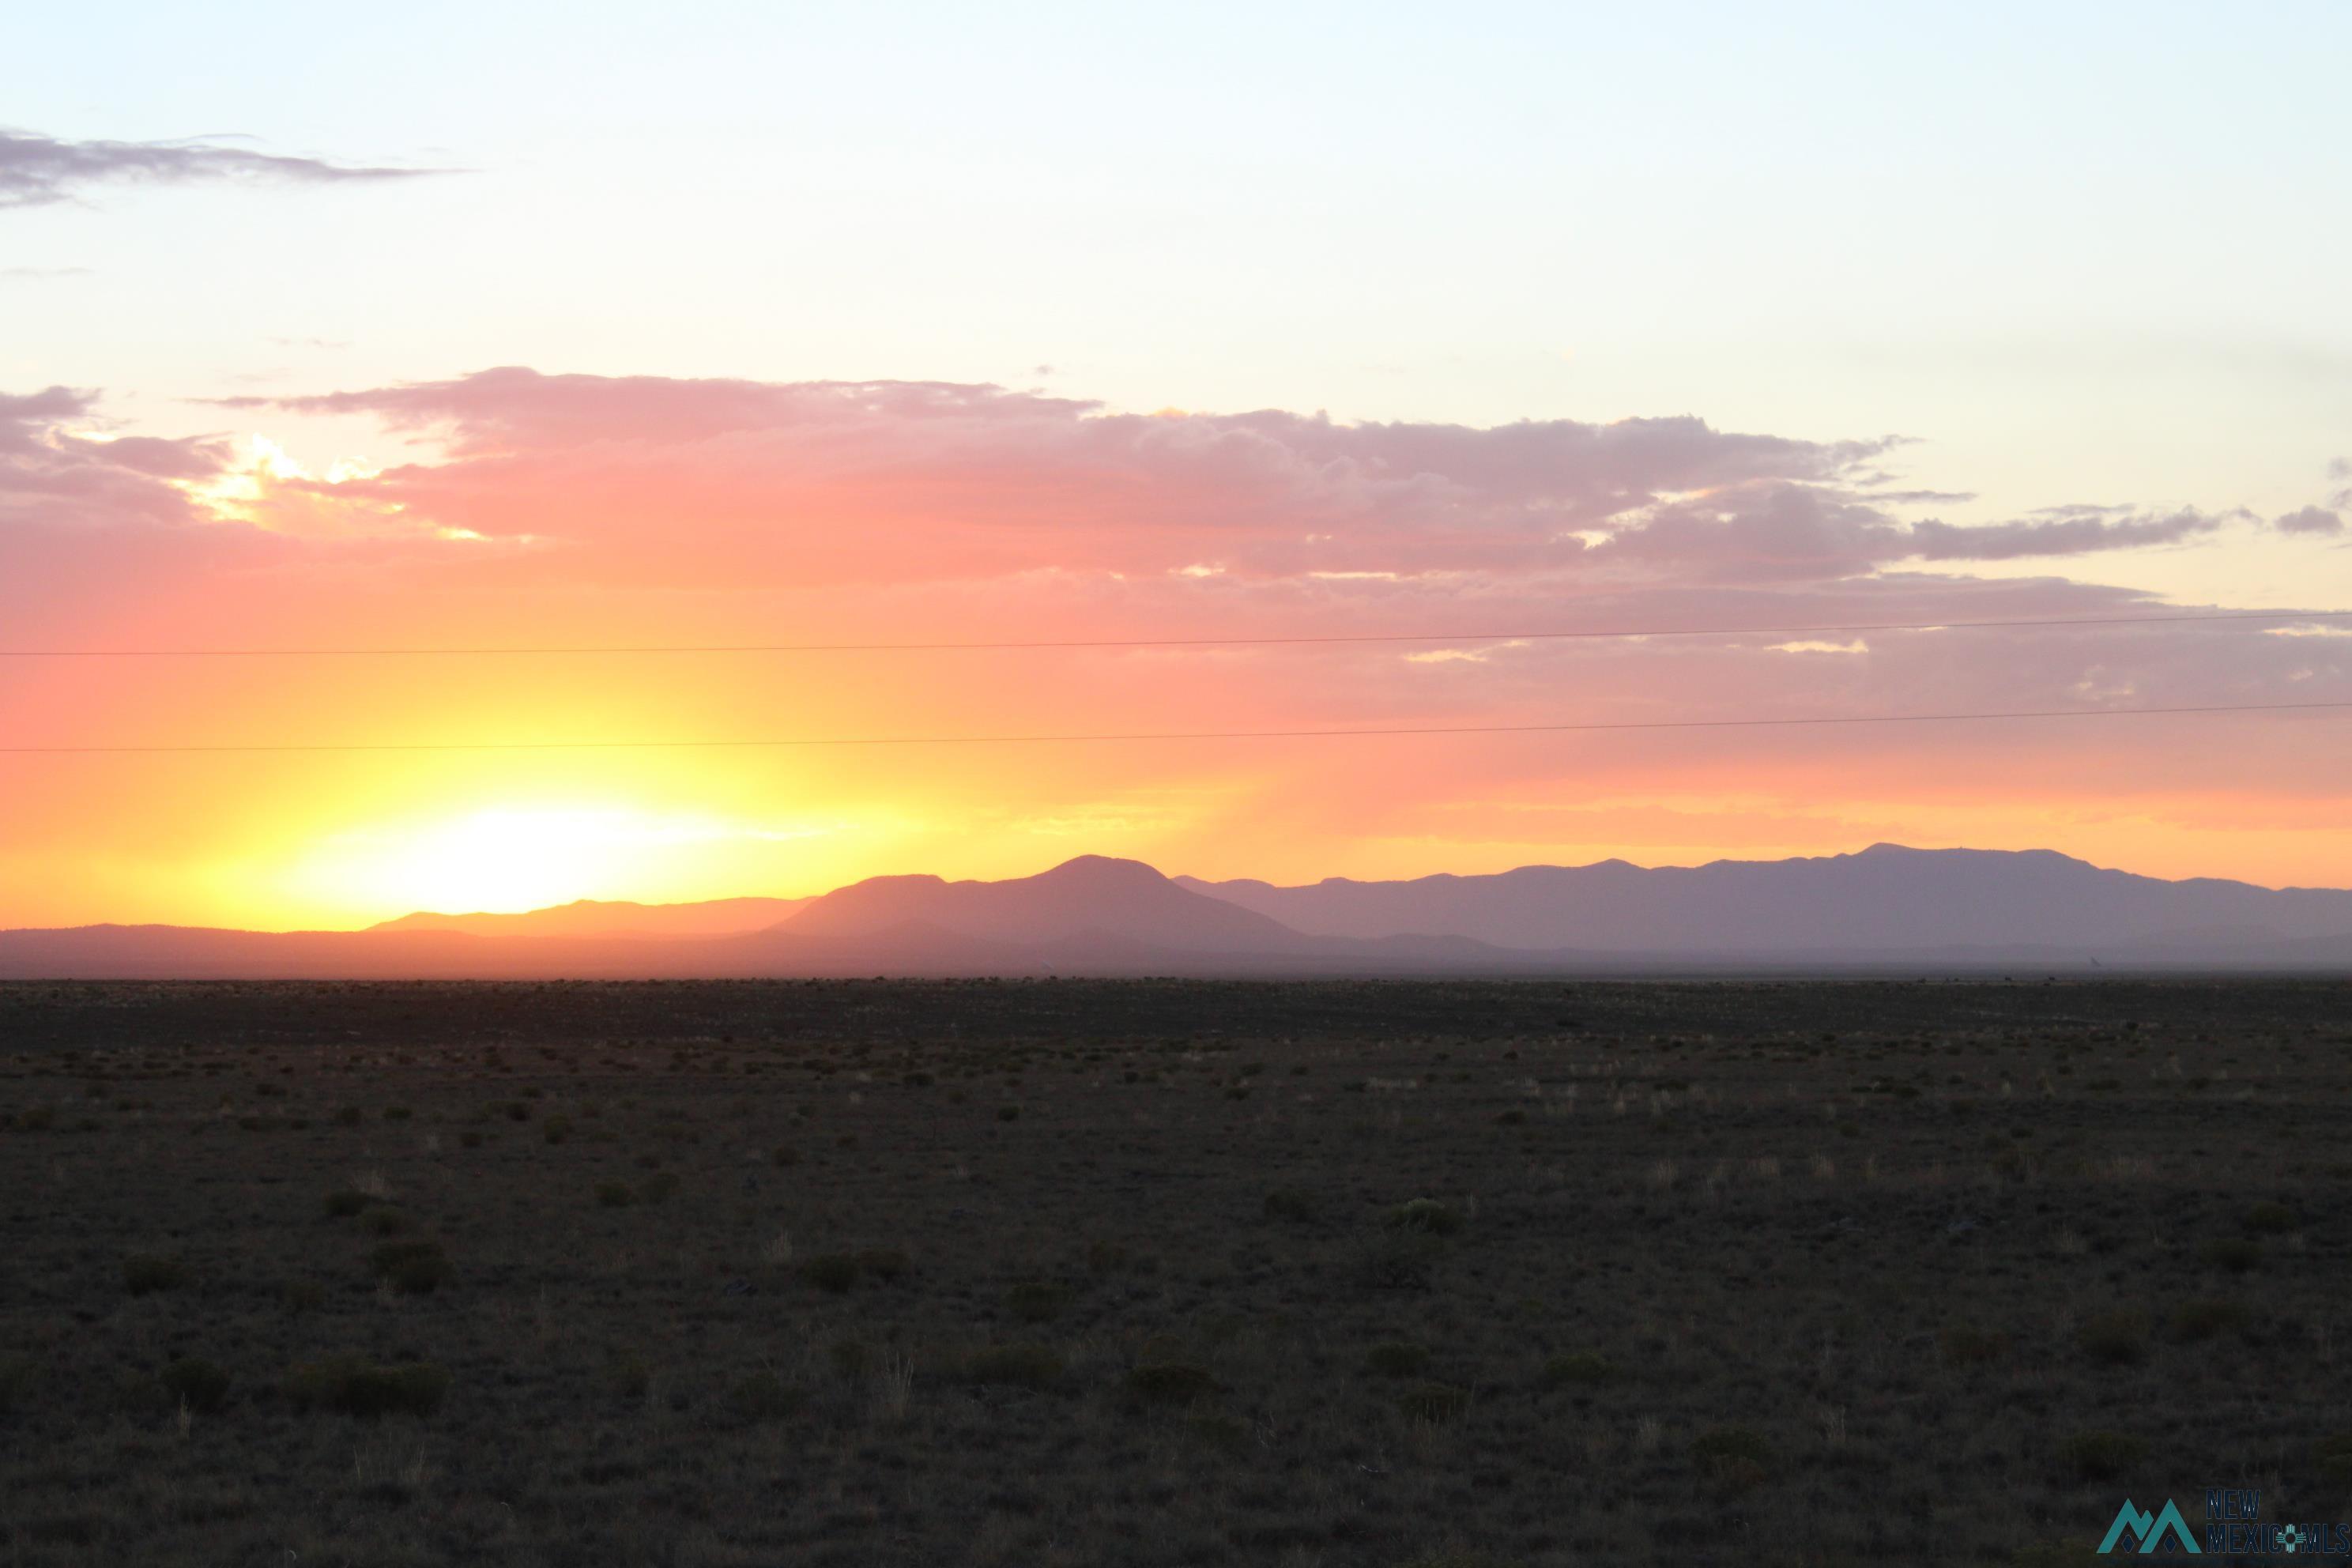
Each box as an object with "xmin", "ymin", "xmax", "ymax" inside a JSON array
[{"xmin": 5, "ymin": 845, "xmax": 2350, "ymax": 978}]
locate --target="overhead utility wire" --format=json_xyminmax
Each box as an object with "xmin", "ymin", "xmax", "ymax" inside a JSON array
[
  {"xmin": 2, "ymin": 608, "xmax": 2348, "ymax": 658},
  {"xmin": 3, "ymin": 699, "xmax": 2348, "ymax": 756}
]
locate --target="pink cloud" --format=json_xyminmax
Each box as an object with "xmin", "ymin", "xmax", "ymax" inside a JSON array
[
  {"xmin": 217, "ymin": 371, "xmax": 2290, "ymax": 593},
  {"xmin": 6, "ymin": 368, "xmax": 2344, "ymax": 742},
  {"xmin": 2277, "ymin": 505, "xmax": 2343, "ymax": 537},
  {"xmin": 1909, "ymin": 507, "xmax": 2231, "ymax": 560},
  {"xmin": 223, "ymin": 369, "xmax": 1884, "ymax": 583},
  {"xmin": 0, "ymin": 387, "xmax": 228, "ymax": 529},
  {"xmin": 6, "ymin": 371, "xmax": 2352, "ymax": 914}
]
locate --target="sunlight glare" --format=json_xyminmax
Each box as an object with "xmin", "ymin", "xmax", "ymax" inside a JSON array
[{"xmin": 277, "ymin": 804, "xmax": 831, "ymax": 918}]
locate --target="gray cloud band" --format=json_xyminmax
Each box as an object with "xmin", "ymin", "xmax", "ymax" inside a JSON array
[{"xmin": 0, "ymin": 129, "xmax": 447, "ymax": 209}]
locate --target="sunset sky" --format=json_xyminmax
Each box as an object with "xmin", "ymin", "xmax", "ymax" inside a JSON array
[{"xmin": 5, "ymin": 2, "xmax": 2350, "ymax": 929}]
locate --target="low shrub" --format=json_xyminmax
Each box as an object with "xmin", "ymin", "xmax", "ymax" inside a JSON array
[
  {"xmin": 0, "ymin": 1354, "xmax": 35, "ymax": 1412},
  {"xmin": 1357, "ymin": 1233, "xmax": 1443, "ymax": 1290},
  {"xmin": 2316, "ymin": 1433, "xmax": 2352, "ymax": 1490},
  {"xmin": 1262, "ymin": 1187, "xmax": 1317, "ymax": 1223},
  {"xmin": 961, "ymin": 1343, "xmax": 1063, "ymax": 1389},
  {"xmin": 122, "ymin": 1253, "xmax": 190, "ymax": 1295},
  {"xmin": 606, "ymin": 1355, "xmax": 652, "ymax": 1401},
  {"xmin": 2199, "ymin": 1238, "xmax": 2263, "ymax": 1274},
  {"xmin": 2077, "ymin": 1310, "xmax": 2150, "ymax": 1366},
  {"xmin": 1364, "ymin": 1341, "xmax": 1431, "ymax": 1378},
  {"xmin": 855, "ymin": 1246, "xmax": 910, "ymax": 1282},
  {"xmin": 728, "ymin": 1371, "xmax": 807, "ymax": 1423},
  {"xmin": 2007, "ymin": 1544, "xmax": 2106, "ymax": 1568},
  {"xmin": 286, "ymin": 1356, "xmax": 449, "ymax": 1417},
  {"xmin": 1385, "ymin": 1198, "xmax": 1463, "ymax": 1236},
  {"xmin": 1939, "ymin": 1325, "xmax": 2011, "ymax": 1366},
  {"xmin": 322, "ymin": 1189, "xmax": 372, "ymax": 1219},
  {"xmin": 1396, "ymin": 1381, "xmax": 1472, "ymax": 1423},
  {"xmin": 1128, "ymin": 1361, "xmax": 1219, "ymax": 1406},
  {"xmin": 160, "ymin": 1357, "xmax": 231, "ymax": 1413},
  {"xmin": 369, "ymin": 1240, "xmax": 452, "ymax": 1294},
  {"xmin": 1538, "ymin": 1351, "xmax": 1616, "ymax": 1389},
  {"xmin": 594, "ymin": 1181, "xmax": 635, "ymax": 1208},
  {"xmin": 1691, "ymin": 1426, "xmax": 1774, "ymax": 1487},
  {"xmin": 2171, "ymin": 1298, "xmax": 2250, "ymax": 1343},
  {"xmin": 2244, "ymin": 1201, "xmax": 2297, "ymax": 1235},
  {"xmin": 641, "ymin": 1171, "xmax": 680, "ymax": 1203},
  {"xmin": 800, "ymin": 1253, "xmax": 862, "ymax": 1293},
  {"xmin": 19, "ymin": 1516, "xmax": 100, "ymax": 1548},
  {"xmin": 1006, "ymin": 1282, "xmax": 1072, "ymax": 1324},
  {"xmin": 1185, "ymin": 1411, "xmax": 1250, "ymax": 1456},
  {"xmin": 2061, "ymin": 1430, "xmax": 2147, "ymax": 1482},
  {"xmin": 281, "ymin": 1280, "xmax": 327, "ymax": 1312}
]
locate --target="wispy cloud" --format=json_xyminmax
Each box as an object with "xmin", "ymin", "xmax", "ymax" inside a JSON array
[
  {"xmin": 0, "ymin": 128, "xmax": 450, "ymax": 209},
  {"xmin": 1908, "ymin": 507, "xmax": 2232, "ymax": 560}
]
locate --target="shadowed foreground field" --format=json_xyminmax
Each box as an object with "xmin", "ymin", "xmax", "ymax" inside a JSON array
[{"xmin": 2, "ymin": 978, "xmax": 2348, "ymax": 1566}]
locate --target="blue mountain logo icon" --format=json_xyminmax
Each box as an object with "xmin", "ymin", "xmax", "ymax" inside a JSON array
[{"xmin": 2100, "ymin": 1498, "xmax": 2202, "ymax": 1554}]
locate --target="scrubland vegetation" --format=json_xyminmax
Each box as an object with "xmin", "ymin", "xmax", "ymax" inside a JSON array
[{"xmin": 1, "ymin": 978, "xmax": 2347, "ymax": 1565}]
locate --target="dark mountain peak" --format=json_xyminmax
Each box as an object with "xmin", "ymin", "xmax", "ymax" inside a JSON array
[
  {"xmin": 786, "ymin": 853, "xmax": 1296, "ymax": 952},
  {"xmin": 11, "ymin": 844, "xmax": 2352, "ymax": 978},
  {"xmin": 1845, "ymin": 842, "xmax": 2088, "ymax": 868},
  {"xmin": 1174, "ymin": 873, "xmax": 1271, "ymax": 895},
  {"xmin": 373, "ymin": 893, "xmax": 810, "ymax": 939},
  {"xmin": 1178, "ymin": 843, "xmax": 2352, "ymax": 958},
  {"xmin": 1031, "ymin": 854, "xmax": 1172, "ymax": 888}
]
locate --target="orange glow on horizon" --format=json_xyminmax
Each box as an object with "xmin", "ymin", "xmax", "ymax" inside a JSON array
[{"xmin": 6, "ymin": 371, "xmax": 2349, "ymax": 930}]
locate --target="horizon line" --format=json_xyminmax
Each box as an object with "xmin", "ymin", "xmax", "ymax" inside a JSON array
[{"xmin": 9, "ymin": 839, "xmax": 2343, "ymax": 938}]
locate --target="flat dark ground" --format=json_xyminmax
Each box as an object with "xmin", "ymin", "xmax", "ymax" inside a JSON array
[{"xmin": 2, "ymin": 978, "xmax": 2348, "ymax": 1566}]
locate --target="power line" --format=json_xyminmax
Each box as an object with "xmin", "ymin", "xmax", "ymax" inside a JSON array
[
  {"xmin": 3, "ymin": 698, "xmax": 2346, "ymax": 756},
  {"xmin": 2, "ymin": 607, "xmax": 2348, "ymax": 658}
]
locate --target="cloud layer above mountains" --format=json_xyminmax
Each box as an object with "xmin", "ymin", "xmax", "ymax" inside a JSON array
[
  {"xmin": 200, "ymin": 368, "xmax": 2267, "ymax": 586},
  {"xmin": 3, "ymin": 368, "xmax": 2348, "ymax": 922}
]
